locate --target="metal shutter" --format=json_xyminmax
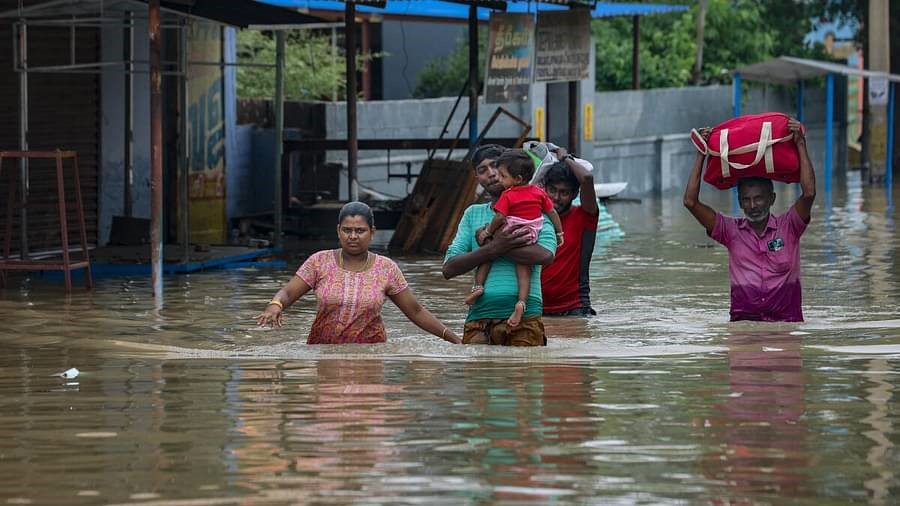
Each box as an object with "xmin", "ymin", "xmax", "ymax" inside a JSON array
[{"xmin": 0, "ymin": 19, "xmax": 99, "ymax": 256}]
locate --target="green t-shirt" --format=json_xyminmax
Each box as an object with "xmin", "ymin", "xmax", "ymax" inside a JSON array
[{"xmin": 444, "ymin": 203, "xmax": 557, "ymax": 322}]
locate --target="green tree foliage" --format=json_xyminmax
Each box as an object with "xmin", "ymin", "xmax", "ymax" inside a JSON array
[
  {"xmin": 413, "ymin": 1, "xmax": 858, "ymax": 96},
  {"xmin": 236, "ymin": 30, "xmax": 379, "ymax": 100},
  {"xmin": 592, "ymin": 13, "xmax": 694, "ymax": 90},
  {"xmin": 413, "ymin": 30, "xmax": 487, "ymax": 99},
  {"xmin": 695, "ymin": 1, "xmax": 777, "ymax": 83},
  {"xmin": 594, "ymin": 0, "xmax": 840, "ymax": 90}
]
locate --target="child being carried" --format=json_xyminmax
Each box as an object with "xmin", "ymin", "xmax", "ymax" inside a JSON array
[{"xmin": 465, "ymin": 149, "xmax": 564, "ymax": 327}]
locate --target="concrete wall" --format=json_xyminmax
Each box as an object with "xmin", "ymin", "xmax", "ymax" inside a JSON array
[
  {"xmin": 593, "ymin": 83, "xmax": 848, "ymax": 197},
  {"xmin": 594, "ymin": 81, "xmax": 845, "ymax": 141},
  {"xmin": 323, "ymin": 97, "xmax": 531, "ymax": 200},
  {"xmin": 594, "ymin": 86, "xmax": 733, "ymax": 141},
  {"xmin": 596, "ymin": 125, "xmax": 846, "ymax": 199},
  {"xmin": 381, "ymin": 20, "xmax": 467, "ymax": 100},
  {"xmin": 313, "ymin": 83, "xmax": 846, "ymax": 200},
  {"xmin": 99, "ymin": 10, "xmax": 152, "ymax": 245},
  {"xmin": 100, "ymin": 20, "xmax": 237, "ymax": 246}
]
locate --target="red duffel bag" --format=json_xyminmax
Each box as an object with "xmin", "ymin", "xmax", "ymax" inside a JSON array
[{"xmin": 691, "ymin": 112, "xmax": 801, "ymax": 190}]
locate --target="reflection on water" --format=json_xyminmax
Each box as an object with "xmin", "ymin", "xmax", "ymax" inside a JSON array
[
  {"xmin": 1, "ymin": 176, "xmax": 899, "ymax": 504},
  {"xmin": 700, "ymin": 333, "xmax": 810, "ymax": 500}
]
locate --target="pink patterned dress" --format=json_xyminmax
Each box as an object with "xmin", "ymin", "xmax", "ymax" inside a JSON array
[{"xmin": 295, "ymin": 250, "xmax": 409, "ymax": 344}]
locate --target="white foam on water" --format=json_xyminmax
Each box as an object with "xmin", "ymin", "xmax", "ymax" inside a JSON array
[
  {"xmin": 105, "ymin": 337, "xmax": 726, "ymax": 362},
  {"xmin": 810, "ymin": 344, "xmax": 900, "ymax": 355},
  {"xmin": 804, "ymin": 319, "xmax": 900, "ymax": 330}
]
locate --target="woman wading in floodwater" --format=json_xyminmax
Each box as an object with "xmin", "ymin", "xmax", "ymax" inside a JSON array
[{"xmin": 257, "ymin": 202, "xmax": 461, "ymax": 345}]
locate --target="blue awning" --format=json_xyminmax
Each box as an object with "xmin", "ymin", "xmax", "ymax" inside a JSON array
[{"xmin": 258, "ymin": 1, "xmax": 689, "ymax": 21}]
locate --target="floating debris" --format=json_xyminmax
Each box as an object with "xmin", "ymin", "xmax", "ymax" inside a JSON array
[{"xmin": 56, "ymin": 368, "xmax": 80, "ymax": 379}]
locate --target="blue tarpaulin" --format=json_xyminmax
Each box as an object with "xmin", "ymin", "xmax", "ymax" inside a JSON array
[{"xmin": 258, "ymin": 1, "xmax": 688, "ymax": 20}]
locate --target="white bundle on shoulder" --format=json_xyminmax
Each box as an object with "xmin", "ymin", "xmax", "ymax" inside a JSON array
[{"xmin": 524, "ymin": 141, "xmax": 594, "ymax": 186}]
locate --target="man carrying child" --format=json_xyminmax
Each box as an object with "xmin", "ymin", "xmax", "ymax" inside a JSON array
[{"xmin": 442, "ymin": 145, "xmax": 557, "ymax": 346}]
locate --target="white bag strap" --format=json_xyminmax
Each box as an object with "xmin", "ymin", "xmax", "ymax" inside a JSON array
[
  {"xmin": 690, "ymin": 128, "xmax": 709, "ymax": 155},
  {"xmin": 708, "ymin": 121, "xmax": 791, "ymax": 179}
]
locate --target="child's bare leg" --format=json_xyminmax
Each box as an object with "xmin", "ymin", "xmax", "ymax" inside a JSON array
[
  {"xmin": 464, "ymin": 262, "xmax": 491, "ymax": 305},
  {"xmin": 508, "ymin": 263, "xmax": 530, "ymax": 327}
]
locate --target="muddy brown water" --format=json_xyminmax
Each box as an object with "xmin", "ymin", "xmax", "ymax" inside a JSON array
[{"xmin": 1, "ymin": 177, "xmax": 898, "ymax": 505}]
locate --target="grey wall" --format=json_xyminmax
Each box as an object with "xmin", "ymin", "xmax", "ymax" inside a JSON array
[
  {"xmin": 381, "ymin": 20, "xmax": 467, "ymax": 100},
  {"xmin": 324, "ymin": 96, "xmax": 531, "ymax": 200},
  {"xmin": 593, "ymin": 83, "xmax": 848, "ymax": 197},
  {"xmin": 596, "ymin": 126, "xmax": 845, "ymax": 199},
  {"xmin": 226, "ymin": 126, "xmax": 279, "ymax": 220},
  {"xmin": 592, "ymin": 83, "xmax": 840, "ymax": 142},
  {"xmin": 315, "ymin": 83, "xmax": 845, "ymax": 200},
  {"xmin": 594, "ymin": 86, "xmax": 733, "ymax": 141},
  {"xmin": 100, "ymin": 10, "xmax": 151, "ymax": 245},
  {"xmin": 100, "ymin": 20, "xmax": 237, "ymax": 246}
]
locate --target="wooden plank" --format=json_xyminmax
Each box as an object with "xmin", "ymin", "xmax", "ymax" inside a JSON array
[{"xmin": 389, "ymin": 158, "xmax": 477, "ymax": 254}]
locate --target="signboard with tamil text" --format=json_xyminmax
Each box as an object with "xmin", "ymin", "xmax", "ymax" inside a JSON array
[
  {"xmin": 484, "ymin": 13, "xmax": 534, "ymax": 103},
  {"xmin": 534, "ymin": 11, "xmax": 591, "ymax": 83}
]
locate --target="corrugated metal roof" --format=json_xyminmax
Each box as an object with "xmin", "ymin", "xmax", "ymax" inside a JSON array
[
  {"xmin": 0, "ymin": 1, "xmax": 325, "ymax": 29},
  {"xmin": 260, "ymin": 1, "xmax": 689, "ymax": 20},
  {"xmin": 735, "ymin": 56, "xmax": 900, "ymax": 85},
  {"xmin": 151, "ymin": 0, "xmax": 324, "ymax": 28}
]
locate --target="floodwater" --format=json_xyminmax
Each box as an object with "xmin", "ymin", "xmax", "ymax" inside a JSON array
[{"xmin": 1, "ymin": 174, "xmax": 898, "ymax": 505}]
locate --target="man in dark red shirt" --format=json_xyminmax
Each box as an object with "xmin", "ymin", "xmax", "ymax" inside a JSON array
[{"xmin": 540, "ymin": 149, "xmax": 599, "ymax": 316}]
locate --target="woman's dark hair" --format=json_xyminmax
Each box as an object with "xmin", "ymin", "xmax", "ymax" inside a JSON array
[
  {"xmin": 338, "ymin": 201, "xmax": 374, "ymax": 228},
  {"xmin": 495, "ymin": 149, "xmax": 535, "ymax": 182},
  {"xmin": 472, "ymin": 144, "xmax": 506, "ymax": 167},
  {"xmin": 541, "ymin": 161, "xmax": 578, "ymax": 190}
]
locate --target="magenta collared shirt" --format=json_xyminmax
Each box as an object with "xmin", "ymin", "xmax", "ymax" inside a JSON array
[{"xmin": 709, "ymin": 208, "xmax": 809, "ymax": 322}]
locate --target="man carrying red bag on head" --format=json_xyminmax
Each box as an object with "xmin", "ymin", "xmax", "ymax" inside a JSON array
[
  {"xmin": 683, "ymin": 118, "xmax": 815, "ymax": 322},
  {"xmin": 691, "ymin": 112, "xmax": 803, "ymax": 189}
]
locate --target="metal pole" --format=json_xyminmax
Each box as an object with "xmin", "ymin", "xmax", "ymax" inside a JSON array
[
  {"xmin": 124, "ymin": 10, "xmax": 134, "ymax": 216},
  {"xmin": 361, "ymin": 20, "xmax": 371, "ymax": 101},
  {"xmin": 795, "ymin": 80, "xmax": 805, "ymax": 196},
  {"xmin": 180, "ymin": 21, "xmax": 190, "ymax": 263},
  {"xmin": 331, "ymin": 27, "xmax": 338, "ymax": 101},
  {"xmin": 274, "ymin": 30, "xmax": 285, "ymax": 245},
  {"xmin": 631, "ymin": 16, "xmax": 639, "ymax": 90},
  {"xmin": 886, "ymin": 81, "xmax": 895, "ymax": 189},
  {"xmin": 468, "ymin": 4, "xmax": 479, "ymax": 150},
  {"xmin": 692, "ymin": 0, "xmax": 707, "ymax": 85},
  {"xmin": 731, "ymin": 72, "xmax": 742, "ymax": 210},
  {"xmin": 568, "ymin": 81, "xmax": 577, "ymax": 152},
  {"xmin": 825, "ymin": 73, "xmax": 834, "ymax": 194},
  {"xmin": 345, "ymin": 3, "xmax": 359, "ymax": 201},
  {"xmin": 17, "ymin": 22, "xmax": 29, "ymax": 259},
  {"xmin": 149, "ymin": 0, "xmax": 164, "ymax": 301},
  {"xmin": 69, "ymin": 20, "xmax": 75, "ymax": 66}
]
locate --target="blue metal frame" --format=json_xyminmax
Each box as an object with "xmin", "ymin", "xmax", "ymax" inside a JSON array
[
  {"xmin": 824, "ymin": 73, "xmax": 834, "ymax": 194},
  {"xmin": 49, "ymin": 247, "xmax": 284, "ymax": 279},
  {"xmin": 730, "ymin": 73, "xmax": 741, "ymax": 211},
  {"xmin": 260, "ymin": 1, "xmax": 690, "ymax": 20},
  {"xmin": 795, "ymin": 80, "xmax": 804, "ymax": 195}
]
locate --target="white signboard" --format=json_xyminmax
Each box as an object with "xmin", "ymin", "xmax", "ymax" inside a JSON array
[
  {"xmin": 534, "ymin": 11, "xmax": 591, "ymax": 83},
  {"xmin": 869, "ymin": 76, "xmax": 888, "ymax": 106}
]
